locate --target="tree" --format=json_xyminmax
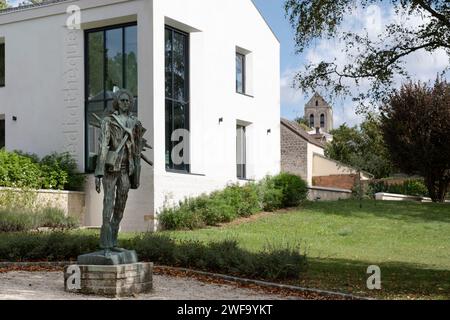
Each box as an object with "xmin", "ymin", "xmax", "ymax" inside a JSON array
[
  {"xmin": 380, "ymin": 78, "xmax": 450, "ymax": 202},
  {"xmin": 294, "ymin": 116, "xmax": 312, "ymax": 130},
  {"xmin": 284, "ymin": 0, "xmax": 450, "ymax": 112},
  {"xmin": 325, "ymin": 114, "xmax": 393, "ymax": 178},
  {"xmin": 0, "ymin": 0, "xmax": 8, "ymax": 10}
]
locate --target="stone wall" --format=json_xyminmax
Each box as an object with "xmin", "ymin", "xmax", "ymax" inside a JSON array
[
  {"xmin": 280, "ymin": 124, "xmax": 308, "ymax": 181},
  {"xmin": 308, "ymin": 186, "xmax": 352, "ymax": 201},
  {"xmin": 0, "ymin": 187, "xmax": 85, "ymax": 224},
  {"xmin": 313, "ymin": 174, "xmax": 358, "ymax": 190}
]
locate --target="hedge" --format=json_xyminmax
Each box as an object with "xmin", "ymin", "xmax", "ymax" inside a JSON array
[
  {"xmin": 159, "ymin": 173, "xmax": 309, "ymax": 230},
  {"xmin": 0, "ymin": 232, "xmax": 307, "ymax": 281}
]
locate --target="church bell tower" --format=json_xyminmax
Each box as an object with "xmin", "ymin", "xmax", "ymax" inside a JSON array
[{"xmin": 304, "ymin": 93, "xmax": 333, "ymax": 133}]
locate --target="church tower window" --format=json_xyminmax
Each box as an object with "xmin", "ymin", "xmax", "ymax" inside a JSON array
[
  {"xmin": 320, "ymin": 114, "xmax": 325, "ymax": 128},
  {"xmin": 309, "ymin": 114, "xmax": 315, "ymax": 128}
]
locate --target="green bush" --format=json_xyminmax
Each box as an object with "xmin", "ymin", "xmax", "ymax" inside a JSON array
[
  {"xmin": 258, "ymin": 177, "xmax": 284, "ymax": 211},
  {"xmin": 271, "ymin": 173, "xmax": 309, "ymax": 207},
  {"xmin": 0, "ymin": 208, "xmax": 79, "ymax": 232},
  {"xmin": 368, "ymin": 179, "xmax": 429, "ymax": 197},
  {"xmin": 0, "ymin": 150, "xmax": 42, "ymax": 189},
  {"xmin": 219, "ymin": 184, "xmax": 261, "ymax": 217},
  {"xmin": 0, "ymin": 150, "xmax": 84, "ymax": 191}
]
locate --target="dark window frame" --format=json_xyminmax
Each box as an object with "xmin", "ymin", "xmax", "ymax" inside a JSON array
[
  {"xmin": 320, "ymin": 114, "xmax": 325, "ymax": 128},
  {"xmin": 0, "ymin": 42, "xmax": 5, "ymax": 87},
  {"xmin": 236, "ymin": 124, "xmax": 247, "ymax": 180},
  {"xmin": 309, "ymin": 114, "xmax": 315, "ymax": 128},
  {"xmin": 165, "ymin": 25, "xmax": 190, "ymax": 173},
  {"xmin": 236, "ymin": 52, "xmax": 246, "ymax": 94},
  {"xmin": 84, "ymin": 21, "xmax": 138, "ymax": 173}
]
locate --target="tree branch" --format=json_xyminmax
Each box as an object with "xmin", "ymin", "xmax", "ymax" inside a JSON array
[{"xmin": 412, "ymin": 0, "xmax": 450, "ymax": 28}]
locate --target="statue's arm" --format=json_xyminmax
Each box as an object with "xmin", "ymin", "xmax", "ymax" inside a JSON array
[{"xmin": 94, "ymin": 118, "xmax": 111, "ymax": 178}]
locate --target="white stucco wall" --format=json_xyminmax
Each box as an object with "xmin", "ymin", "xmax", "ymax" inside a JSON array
[{"xmin": 0, "ymin": 0, "xmax": 280, "ymax": 232}]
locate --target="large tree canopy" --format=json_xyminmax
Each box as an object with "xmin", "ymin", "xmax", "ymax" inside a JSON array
[
  {"xmin": 325, "ymin": 115, "xmax": 393, "ymax": 179},
  {"xmin": 285, "ymin": 0, "xmax": 450, "ymax": 111},
  {"xmin": 380, "ymin": 78, "xmax": 450, "ymax": 202}
]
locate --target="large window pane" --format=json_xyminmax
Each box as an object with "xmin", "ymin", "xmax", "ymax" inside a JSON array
[
  {"xmin": 85, "ymin": 23, "xmax": 138, "ymax": 172},
  {"xmin": 236, "ymin": 125, "xmax": 246, "ymax": 179},
  {"xmin": 87, "ymin": 32, "xmax": 104, "ymax": 100},
  {"xmin": 105, "ymin": 28, "xmax": 123, "ymax": 95},
  {"xmin": 125, "ymin": 26, "xmax": 138, "ymax": 96},
  {"xmin": 0, "ymin": 43, "xmax": 5, "ymax": 87},
  {"xmin": 165, "ymin": 29, "xmax": 173, "ymax": 99},
  {"xmin": 236, "ymin": 53, "xmax": 245, "ymax": 94},
  {"xmin": 173, "ymin": 31, "xmax": 187, "ymax": 102},
  {"xmin": 165, "ymin": 26, "xmax": 189, "ymax": 172}
]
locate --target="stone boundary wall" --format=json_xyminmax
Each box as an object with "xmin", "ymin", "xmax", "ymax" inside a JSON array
[
  {"xmin": 0, "ymin": 187, "xmax": 85, "ymax": 224},
  {"xmin": 308, "ymin": 186, "xmax": 352, "ymax": 201}
]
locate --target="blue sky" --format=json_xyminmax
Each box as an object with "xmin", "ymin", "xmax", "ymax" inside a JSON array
[{"xmin": 7, "ymin": 0, "xmax": 448, "ymax": 126}]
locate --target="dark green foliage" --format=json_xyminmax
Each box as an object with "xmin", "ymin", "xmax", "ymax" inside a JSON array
[
  {"xmin": 0, "ymin": 150, "xmax": 85, "ymax": 191},
  {"xmin": 325, "ymin": 115, "xmax": 393, "ymax": 179},
  {"xmin": 369, "ymin": 179, "xmax": 429, "ymax": 198},
  {"xmin": 380, "ymin": 79, "xmax": 450, "ymax": 202},
  {"xmin": 159, "ymin": 174, "xmax": 308, "ymax": 230},
  {"xmin": 40, "ymin": 153, "xmax": 85, "ymax": 191},
  {"xmin": 271, "ymin": 173, "xmax": 309, "ymax": 207}
]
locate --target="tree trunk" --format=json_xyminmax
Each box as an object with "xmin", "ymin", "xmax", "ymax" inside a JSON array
[{"xmin": 426, "ymin": 176, "xmax": 449, "ymax": 203}]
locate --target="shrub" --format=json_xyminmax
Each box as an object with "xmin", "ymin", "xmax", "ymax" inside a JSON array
[
  {"xmin": 158, "ymin": 203, "xmax": 205, "ymax": 231},
  {"xmin": 271, "ymin": 173, "xmax": 309, "ymax": 207},
  {"xmin": 219, "ymin": 184, "xmax": 261, "ymax": 217},
  {"xmin": 0, "ymin": 150, "xmax": 85, "ymax": 191},
  {"xmin": 0, "ymin": 207, "xmax": 79, "ymax": 232},
  {"xmin": 0, "ymin": 150, "xmax": 42, "ymax": 189},
  {"xmin": 368, "ymin": 179, "xmax": 429, "ymax": 197},
  {"xmin": 259, "ymin": 178, "xmax": 284, "ymax": 212},
  {"xmin": 40, "ymin": 152, "xmax": 85, "ymax": 191}
]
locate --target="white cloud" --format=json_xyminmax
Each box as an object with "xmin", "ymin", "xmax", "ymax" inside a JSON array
[{"xmin": 281, "ymin": 3, "xmax": 449, "ymax": 127}]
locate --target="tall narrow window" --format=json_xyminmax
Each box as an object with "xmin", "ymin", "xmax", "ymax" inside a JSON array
[
  {"xmin": 236, "ymin": 53, "xmax": 245, "ymax": 94},
  {"xmin": 309, "ymin": 114, "xmax": 315, "ymax": 128},
  {"xmin": 0, "ymin": 43, "xmax": 5, "ymax": 87},
  {"xmin": 236, "ymin": 125, "xmax": 246, "ymax": 179},
  {"xmin": 85, "ymin": 23, "xmax": 138, "ymax": 172},
  {"xmin": 320, "ymin": 114, "xmax": 325, "ymax": 128},
  {"xmin": 165, "ymin": 26, "xmax": 190, "ymax": 172},
  {"xmin": 0, "ymin": 115, "xmax": 5, "ymax": 149}
]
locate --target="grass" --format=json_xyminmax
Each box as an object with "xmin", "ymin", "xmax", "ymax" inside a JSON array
[{"xmin": 156, "ymin": 200, "xmax": 450, "ymax": 300}]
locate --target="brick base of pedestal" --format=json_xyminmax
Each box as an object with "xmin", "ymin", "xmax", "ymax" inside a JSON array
[{"xmin": 64, "ymin": 263, "xmax": 153, "ymax": 297}]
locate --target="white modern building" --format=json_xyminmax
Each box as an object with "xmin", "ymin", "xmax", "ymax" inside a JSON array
[{"xmin": 0, "ymin": 0, "xmax": 281, "ymax": 231}]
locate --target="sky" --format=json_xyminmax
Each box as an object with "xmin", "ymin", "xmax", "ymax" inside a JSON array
[{"xmin": 6, "ymin": 0, "xmax": 449, "ymax": 127}]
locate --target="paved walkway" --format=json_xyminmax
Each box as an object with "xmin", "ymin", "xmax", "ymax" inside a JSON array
[{"xmin": 0, "ymin": 272, "xmax": 300, "ymax": 300}]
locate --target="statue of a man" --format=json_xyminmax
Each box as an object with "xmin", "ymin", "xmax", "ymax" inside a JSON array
[{"xmin": 94, "ymin": 89, "xmax": 146, "ymax": 256}]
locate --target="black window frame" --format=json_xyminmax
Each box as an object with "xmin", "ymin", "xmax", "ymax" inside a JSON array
[
  {"xmin": 0, "ymin": 42, "xmax": 5, "ymax": 87},
  {"xmin": 84, "ymin": 22, "xmax": 138, "ymax": 173},
  {"xmin": 309, "ymin": 114, "xmax": 315, "ymax": 128},
  {"xmin": 236, "ymin": 124, "xmax": 247, "ymax": 180},
  {"xmin": 320, "ymin": 114, "xmax": 325, "ymax": 128},
  {"xmin": 165, "ymin": 25, "xmax": 190, "ymax": 173},
  {"xmin": 236, "ymin": 52, "xmax": 246, "ymax": 94}
]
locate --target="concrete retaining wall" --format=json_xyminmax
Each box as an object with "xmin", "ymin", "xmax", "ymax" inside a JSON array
[{"xmin": 308, "ymin": 186, "xmax": 352, "ymax": 201}]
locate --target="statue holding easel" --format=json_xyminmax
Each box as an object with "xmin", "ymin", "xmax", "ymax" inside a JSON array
[{"xmin": 78, "ymin": 89, "xmax": 152, "ymax": 265}]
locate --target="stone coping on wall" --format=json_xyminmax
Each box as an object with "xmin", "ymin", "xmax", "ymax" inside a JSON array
[
  {"xmin": 308, "ymin": 186, "xmax": 352, "ymax": 193},
  {"xmin": 0, "ymin": 187, "xmax": 84, "ymax": 195}
]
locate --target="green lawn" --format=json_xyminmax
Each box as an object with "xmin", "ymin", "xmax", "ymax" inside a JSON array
[{"xmin": 158, "ymin": 200, "xmax": 450, "ymax": 300}]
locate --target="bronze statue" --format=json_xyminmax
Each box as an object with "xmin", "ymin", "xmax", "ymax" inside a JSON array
[{"xmin": 78, "ymin": 89, "xmax": 152, "ymax": 265}]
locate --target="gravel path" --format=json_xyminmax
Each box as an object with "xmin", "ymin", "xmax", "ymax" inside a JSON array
[{"xmin": 0, "ymin": 272, "xmax": 300, "ymax": 300}]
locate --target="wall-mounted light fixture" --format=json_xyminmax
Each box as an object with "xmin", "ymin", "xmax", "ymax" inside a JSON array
[
  {"xmin": 267, "ymin": 129, "xmax": 271, "ymax": 134},
  {"xmin": 12, "ymin": 116, "xmax": 17, "ymax": 122},
  {"xmin": 219, "ymin": 117, "xmax": 223, "ymax": 124}
]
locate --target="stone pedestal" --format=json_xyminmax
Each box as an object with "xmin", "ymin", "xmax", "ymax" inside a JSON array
[{"xmin": 64, "ymin": 263, "xmax": 153, "ymax": 297}]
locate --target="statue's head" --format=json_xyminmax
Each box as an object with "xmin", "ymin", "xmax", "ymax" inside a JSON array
[{"xmin": 112, "ymin": 89, "xmax": 134, "ymax": 113}]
